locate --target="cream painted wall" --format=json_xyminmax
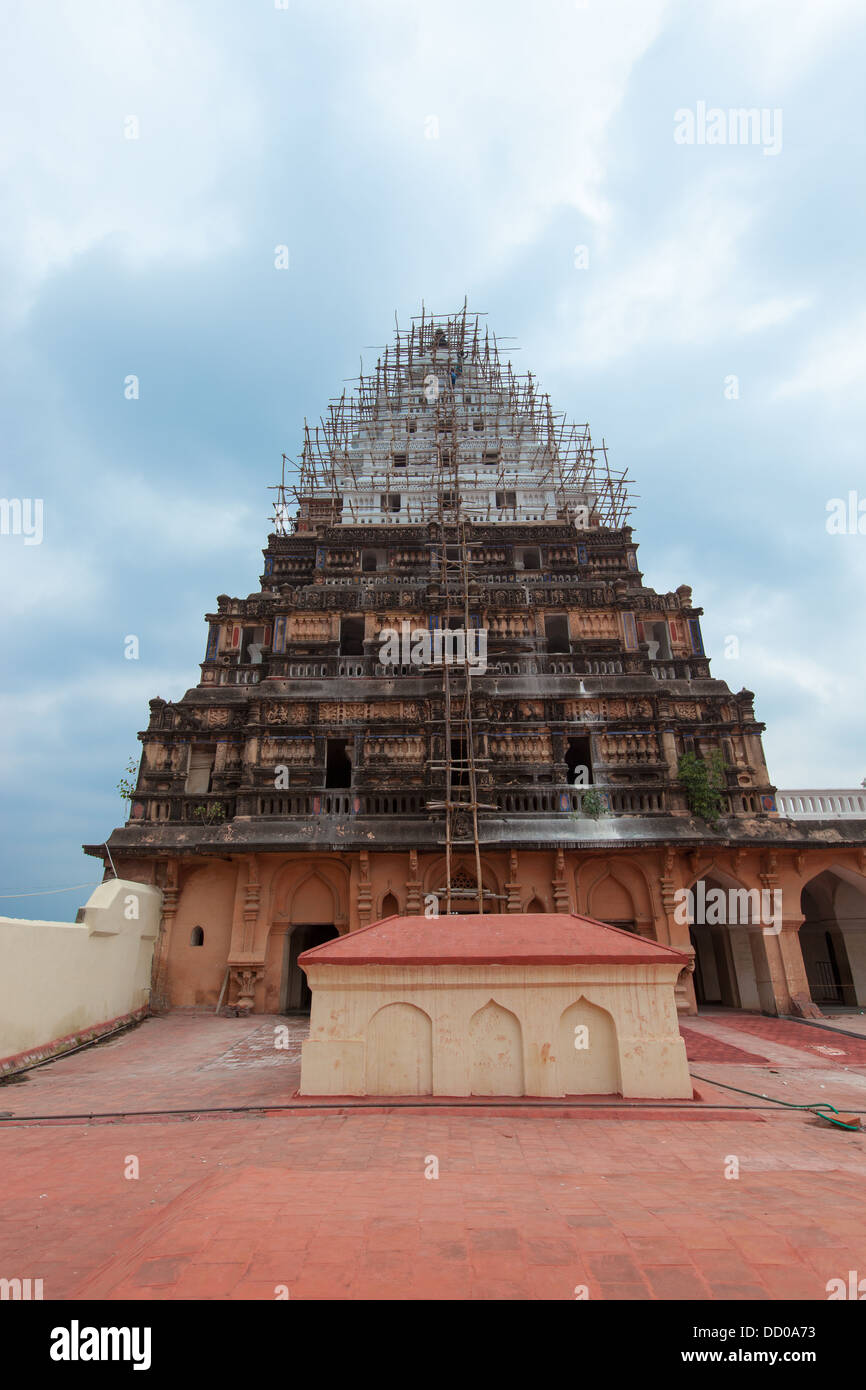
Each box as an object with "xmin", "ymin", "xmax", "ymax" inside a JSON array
[
  {"xmin": 0, "ymin": 879, "xmax": 161, "ymax": 1064},
  {"xmin": 301, "ymin": 962, "xmax": 692, "ymax": 1099}
]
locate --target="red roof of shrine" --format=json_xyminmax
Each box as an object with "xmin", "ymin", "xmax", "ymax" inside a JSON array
[{"xmin": 298, "ymin": 913, "xmax": 690, "ymax": 967}]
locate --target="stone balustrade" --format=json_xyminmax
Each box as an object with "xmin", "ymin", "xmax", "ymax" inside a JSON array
[{"xmin": 775, "ymin": 790, "xmax": 866, "ymax": 819}]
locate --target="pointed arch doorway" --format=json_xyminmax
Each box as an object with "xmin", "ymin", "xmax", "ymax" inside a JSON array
[{"xmin": 282, "ymin": 924, "xmax": 338, "ymax": 1012}]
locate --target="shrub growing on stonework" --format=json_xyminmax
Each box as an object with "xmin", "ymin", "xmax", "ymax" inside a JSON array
[
  {"xmin": 192, "ymin": 801, "xmax": 226, "ymax": 824},
  {"xmin": 116, "ymin": 756, "xmax": 139, "ymax": 810},
  {"xmin": 575, "ymin": 786, "xmax": 604, "ymax": 820},
  {"xmin": 677, "ymin": 750, "xmax": 728, "ymax": 825}
]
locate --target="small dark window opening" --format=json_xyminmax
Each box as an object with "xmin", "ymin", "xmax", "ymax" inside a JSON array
[
  {"xmin": 645, "ymin": 620, "xmax": 672, "ymax": 661},
  {"xmin": 339, "ymin": 617, "xmax": 365, "ymax": 655},
  {"xmin": 496, "ymin": 490, "xmax": 517, "ymax": 509},
  {"xmin": 241, "ymin": 626, "xmax": 265, "ymax": 664},
  {"xmin": 522, "ymin": 548, "xmax": 540, "ymax": 571},
  {"xmin": 325, "ymin": 740, "xmax": 352, "ymax": 788},
  {"xmin": 190, "ymin": 926, "xmax": 204, "ymax": 947},
  {"xmin": 473, "ymin": 419, "xmax": 484, "ymax": 432},
  {"xmin": 483, "ymin": 449, "xmax": 500, "ymax": 464},
  {"xmin": 361, "ymin": 551, "xmax": 377, "ymax": 573},
  {"xmin": 565, "ymin": 736, "xmax": 593, "ymax": 786},
  {"xmin": 450, "ymin": 738, "xmax": 469, "ymax": 788},
  {"xmin": 186, "ymin": 748, "xmax": 215, "ymax": 794},
  {"xmin": 545, "ymin": 615, "xmax": 569, "ymax": 653},
  {"xmin": 380, "ymin": 493, "xmax": 401, "ymax": 513},
  {"xmin": 381, "ymin": 892, "xmax": 399, "ymax": 918},
  {"xmin": 392, "ymin": 453, "xmax": 407, "ymax": 468}
]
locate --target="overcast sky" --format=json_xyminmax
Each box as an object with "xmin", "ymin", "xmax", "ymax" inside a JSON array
[{"xmin": 2, "ymin": 0, "xmax": 864, "ymax": 918}]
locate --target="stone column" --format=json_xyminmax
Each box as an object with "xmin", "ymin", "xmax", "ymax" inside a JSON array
[
  {"xmin": 357, "ymin": 850, "xmax": 373, "ymax": 926},
  {"xmin": 658, "ymin": 848, "xmax": 696, "ymax": 1013},
  {"xmin": 150, "ymin": 857, "xmax": 180, "ymax": 1011},
  {"xmin": 763, "ymin": 918, "xmax": 809, "ymax": 1015},
  {"xmin": 226, "ymin": 855, "xmax": 266, "ymax": 1014},
  {"xmin": 552, "ymin": 849, "xmax": 571, "ymax": 913},
  {"xmin": 405, "ymin": 849, "xmax": 423, "ymax": 915},
  {"xmin": 505, "ymin": 849, "xmax": 523, "ymax": 912}
]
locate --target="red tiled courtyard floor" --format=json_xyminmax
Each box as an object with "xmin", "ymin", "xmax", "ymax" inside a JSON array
[{"xmin": 1, "ymin": 1009, "xmax": 865, "ymax": 1300}]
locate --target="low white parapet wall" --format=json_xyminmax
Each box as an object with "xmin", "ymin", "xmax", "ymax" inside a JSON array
[
  {"xmin": 0, "ymin": 879, "xmax": 162, "ymax": 1073},
  {"xmin": 776, "ymin": 790, "xmax": 866, "ymax": 819}
]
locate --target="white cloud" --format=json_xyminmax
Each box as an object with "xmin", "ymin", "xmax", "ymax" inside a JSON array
[
  {"xmin": 773, "ymin": 307, "xmax": 866, "ymax": 399},
  {"xmin": 355, "ymin": 0, "xmax": 673, "ymax": 272},
  {"xmin": 0, "ymin": 667, "xmax": 194, "ymax": 772},
  {"xmin": 551, "ymin": 174, "xmax": 812, "ymax": 367},
  {"xmin": 701, "ymin": 580, "xmax": 866, "ymax": 786},
  {"xmin": 0, "ymin": 1, "xmax": 262, "ymax": 318},
  {"xmin": 704, "ymin": 0, "xmax": 865, "ymax": 87}
]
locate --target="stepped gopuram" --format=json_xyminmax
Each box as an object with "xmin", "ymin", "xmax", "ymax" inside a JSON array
[{"xmin": 86, "ymin": 307, "xmax": 866, "ymax": 1019}]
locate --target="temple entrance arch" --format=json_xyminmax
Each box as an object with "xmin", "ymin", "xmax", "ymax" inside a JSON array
[
  {"xmin": 282, "ymin": 924, "xmax": 338, "ymax": 1012},
  {"xmin": 686, "ymin": 873, "xmax": 774, "ymax": 1012},
  {"xmin": 800, "ymin": 870, "xmax": 866, "ymax": 1006}
]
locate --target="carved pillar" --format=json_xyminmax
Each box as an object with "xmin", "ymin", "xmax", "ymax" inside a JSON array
[
  {"xmin": 761, "ymin": 919, "xmax": 809, "ymax": 1015},
  {"xmin": 358, "ymin": 850, "xmax": 373, "ymax": 927},
  {"xmin": 226, "ymin": 855, "xmax": 265, "ymax": 1015},
  {"xmin": 405, "ymin": 848, "xmax": 423, "ymax": 915},
  {"xmin": 151, "ymin": 857, "xmax": 180, "ymax": 1011},
  {"xmin": 505, "ymin": 848, "xmax": 522, "ymax": 913},
  {"xmin": 552, "ymin": 848, "xmax": 571, "ymax": 913},
  {"xmin": 754, "ymin": 852, "xmax": 806, "ymax": 1014},
  {"xmin": 674, "ymin": 946, "xmax": 697, "ymax": 1015},
  {"xmin": 242, "ymin": 854, "xmax": 261, "ymax": 953},
  {"xmin": 659, "ymin": 847, "xmax": 696, "ymax": 1013}
]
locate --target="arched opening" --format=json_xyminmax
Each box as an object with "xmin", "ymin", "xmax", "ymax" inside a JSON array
[
  {"xmin": 686, "ymin": 875, "xmax": 774, "ymax": 1012},
  {"xmin": 381, "ymin": 892, "xmax": 399, "ymax": 918},
  {"xmin": 365, "ymin": 1003, "xmax": 432, "ymax": 1094},
  {"xmin": 689, "ymin": 917, "xmax": 740, "ymax": 1008},
  {"xmin": 469, "ymin": 1000, "xmax": 524, "ymax": 1096},
  {"xmin": 800, "ymin": 872, "xmax": 862, "ymax": 1007},
  {"xmin": 189, "ymin": 925, "xmax": 204, "ymax": 947},
  {"xmin": 526, "ymin": 896, "xmax": 546, "ymax": 914},
  {"xmin": 587, "ymin": 873, "xmax": 635, "ymax": 934},
  {"xmin": 282, "ymin": 924, "xmax": 339, "ymax": 1013},
  {"xmin": 558, "ymin": 998, "xmax": 620, "ymax": 1096}
]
